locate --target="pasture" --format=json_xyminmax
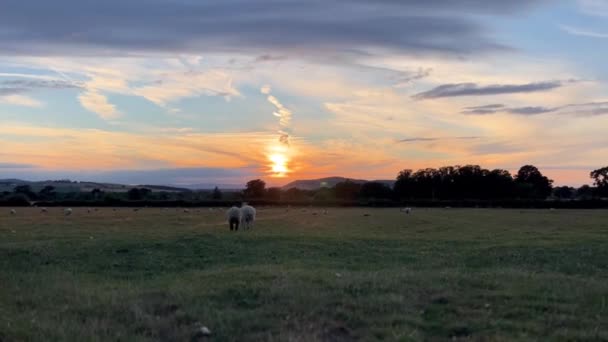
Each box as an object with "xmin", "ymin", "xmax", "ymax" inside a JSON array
[{"xmin": 1, "ymin": 207, "xmax": 607, "ymax": 341}]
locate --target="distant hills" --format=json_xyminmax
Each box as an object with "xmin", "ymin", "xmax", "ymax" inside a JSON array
[
  {"xmin": 282, "ymin": 177, "xmax": 394, "ymax": 191},
  {"xmin": 0, "ymin": 177, "xmax": 395, "ymax": 193},
  {"xmin": 0, "ymin": 179, "xmax": 191, "ymax": 193}
]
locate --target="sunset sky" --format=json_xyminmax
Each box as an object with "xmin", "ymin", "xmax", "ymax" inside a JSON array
[{"xmin": 1, "ymin": 0, "xmax": 608, "ymax": 187}]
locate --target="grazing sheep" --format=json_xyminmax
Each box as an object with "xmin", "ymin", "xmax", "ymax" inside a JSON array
[
  {"xmin": 240, "ymin": 204, "xmax": 256, "ymax": 230},
  {"xmin": 10, "ymin": 209, "xmax": 16, "ymax": 215},
  {"xmin": 64, "ymin": 208, "xmax": 73, "ymax": 216},
  {"xmin": 401, "ymin": 207, "xmax": 412, "ymax": 214},
  {"xmin": 227, "ymin": 206, "xmax": 241, "ymax": 231},
  {"xmin": 183, "ymin": 209, "xmax": 190, "ymax": 213},
  {"xmin": 41, "ymin": 208, "xmax": 48, "ymax": 213}
]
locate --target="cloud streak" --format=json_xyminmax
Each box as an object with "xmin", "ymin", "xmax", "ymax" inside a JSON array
[
  {"xmin": 462, "ymin": 101, "xmax": 608, "ymax": 116},
  {"xmin": 414, "ymin": 81, "xmax": 564, "ymax": 99},
  {"xmin": 0, "ymin": 0, "xmax": 548, "ymax": 58},
  {"xmin": 397, "ymin": 136, "xmax": 481, "ymax": 143}
]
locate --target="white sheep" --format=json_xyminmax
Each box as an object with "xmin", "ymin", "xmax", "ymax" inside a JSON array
[
  {"xmin": 226, "ymin": 206, "xmax": 241, "ymax": 231},
  {"xmin": 64, "ymin": 208, "xmax": 73, "ymax": 216},
  {"xmin": 240, "ymin": 204, "xmax": 256, "ymax": 230},
  {"xmin": 10, "ymin": 209, "xmax": 16, "ymax": 215},
  {"xmin": 401, "ymin": 207, "xmax": 412, "ymax": 214}
]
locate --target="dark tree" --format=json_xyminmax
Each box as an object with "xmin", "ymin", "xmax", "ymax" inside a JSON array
[
  {"xmin": 212, "ymin": 186, "xmax": 222, "ymax": 200},
  {"xmin": 283, "ymin": 188, "xmax": 309, "ymax": 201},
  {"xmin": 13, "ymin": 185, "xmax": 36, "ymax": 200},
  {"xmin": 244, "ymin": 179, "xmax": 266, "ymax": 199},
  {"xmin": 333, "ymin": 180, "xmax": 362, "ymax": 200},
  {"xmin": 590, "ymin": 166, "xmax": 608, "ymax": 197},
  {"xmin": 127, "ymin": 188, "xmax": 151, "ymax": 200},
  {"xmin": 359, "ymin": 182, "xmax": 393, "ymax": 199},
  {"xmin": 576, "ymin": 185, "xmax": 594, "ymax": 200},
  {"xmin": 91, "ymin": 188, "xmax": 104, "ymax": 199},
  {"xmin": 38, "ymin": 185, "xmax": 56, "ymax": 200},
  {"xmin": 393, "ymin": 169, "xmax": 414, "ymax": 199},
  {"xmin": 515, "ymin": 165, "xmax": 553, "ymax": 199},
  {"xmin": 265, "ymin": 187, "xmax": 282, "ymax": 201},
  {"xmin": 553, "ymin": 186, "xmax": 575, "ymax": 199}
]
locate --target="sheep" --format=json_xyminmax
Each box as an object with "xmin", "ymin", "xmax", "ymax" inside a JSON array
[
  {"xmin": 227, "ymin": 206, "xmax": 241, "ymax": 231},
  {"xmin": 40, "ymin": 208, "xmax": 48, "ymax": 214},
  {"xmin": 401, "ymin": 207, "xmax": 412, "ymax": 214},
  {"xmin": 240, "ymin": 204, "xmax": 256, "ymax": 230},
  {"xmin": 10, "ymin": 209, "xmax": 16, "ymax": 215},
  {"xmin": 64, "ymin": 208, "xmax": 73, "ymax": 216},
  {"xmin": 183, "ymin": 209, "xmax": 190, "ymax": 213}
]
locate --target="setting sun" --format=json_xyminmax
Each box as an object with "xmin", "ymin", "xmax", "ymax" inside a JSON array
[{"xmin": 269, "ymin": 152, "xmax": 289, "ymax": 177}]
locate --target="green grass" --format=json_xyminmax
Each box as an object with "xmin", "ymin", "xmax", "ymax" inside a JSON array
[{"xmin": 1, "ymin": 207, "xmax": 607, "ymax": 341}]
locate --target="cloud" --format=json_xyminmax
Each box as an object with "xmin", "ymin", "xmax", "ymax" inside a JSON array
[
  {"xmin": 414, "ymin": 81, "xmax": 564, "ymax": 99},
  {"xmin": 255, "ymin": 55, "xmax": 288, "ymax": 63},
  {"xmin": 398, "ymin": 136, "xmax": 481, "ymax": 143},
  {"xmin": 78, "ymin": 91, "xmax": 120, "ymax": 119},
  {"xmin": 560, "ymin": 25, "xmax": 608, "ymax": 38},
  {"xmin": 0, "ymin": 94, "xmax": 44, "ymax": 107},
  {"xmin": 462, "ymin": 101, "xmax": 608, "ymax": 116},
  {"xmin": 0, "ymin": 78, "xmax": 82, "ymax": 107},
  {"xmin": 0, "ymin": 79, "xmax": 83, "ymax": 90},
  {"xmin": 0, "ymin": 0, "xmax": 548, "ymax": 58},
  {"xmin": 392, "ymin": 68, "xmax": 432, "ymax": 88}
]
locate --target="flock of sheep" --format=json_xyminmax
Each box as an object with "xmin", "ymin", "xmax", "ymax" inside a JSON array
[{"xmin": 7, "ymin": 205, "xmax": 414, "ymax": 230}]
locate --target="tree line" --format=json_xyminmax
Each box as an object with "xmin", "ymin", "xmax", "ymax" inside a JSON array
[
  {"xmin": 241, "ymin": 165, "xmax": 608, "ymax": 201},
  {"xmin": 1, "ymin": 164, "xmax": 607, "ymax": 205}
]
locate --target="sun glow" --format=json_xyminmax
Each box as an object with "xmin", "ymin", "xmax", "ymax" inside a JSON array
[{"xmin": 267, "ymin": 145, "xmax": 290, "ymax": 177}]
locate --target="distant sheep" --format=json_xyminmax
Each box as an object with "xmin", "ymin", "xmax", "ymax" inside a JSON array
[
  {"xmin": 41, "ymin": 208, "xmax": 48, "ymax": 213},
  {"xmin": 183, "ymin": 209, "xmax": 190, "ymax": 213},
  {"xmin": 240, "ymin": 204, "xmax": 256, "ymax": 230},
  {"xmin": 10, "ymin": 209, "xmax": 16, "ymax": 215},
  {"xmin": 401, "ymin": 207, "xmax": 412, "ymax": 214},
  {"xmin": 64, "ymin": 208, "xmax": 73, "ymax": 216},
  {"xmin": 227, "ymin": 206, "xmax": 241, "ymax": 231}
]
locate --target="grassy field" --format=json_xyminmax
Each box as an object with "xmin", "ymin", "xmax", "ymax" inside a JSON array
[{"xmin": 1, "ymin": 207, "xmax": 607, "ymax": 341}]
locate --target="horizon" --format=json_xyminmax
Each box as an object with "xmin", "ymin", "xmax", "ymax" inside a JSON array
[{"xmin": 2, "ymin": 1, "xmax": 608, "ymax": 187}]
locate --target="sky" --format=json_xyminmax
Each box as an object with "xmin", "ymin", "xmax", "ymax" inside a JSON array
[{"xmin": 1, "ymin": 0, "xmax": 608, "ymax": 187}]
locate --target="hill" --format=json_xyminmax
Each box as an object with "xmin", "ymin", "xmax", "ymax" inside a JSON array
[
  {"xmin": 0, "ymin": 179, "xmax": 190, "ymax": 193},
  {"xmin": 281, "ymin": 177, "xmax": 394, "ymax": 190}
]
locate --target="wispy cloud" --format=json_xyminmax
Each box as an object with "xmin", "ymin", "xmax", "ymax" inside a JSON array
[
  {"xmin": 560, "ymin": 25, "xmax": 608, "ymax": 38},
  {"xmin": 78, "ymin": 90, "xmax": 120, "ymax": 120},
  {"xmin": 462, "ymin": 101, "xmax": 608, "ymax": 116},
  {"xmin": 398, "ymin": 136, "xmax": 481, "ymax": 143},
  {"xmin": 414, "ymin": 81, "xmax": 564, "ymax": 99},
  {"xmin": 0, "ymin": 94, "xmax": 44, "ymax": 107}
]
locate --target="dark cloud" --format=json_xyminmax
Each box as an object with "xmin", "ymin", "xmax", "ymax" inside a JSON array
[
  {"xmin": 0, "ymin": 0, "xmax": 547, "ymax": 57},
  {"xmin": 462, "ymin": 104, "xmax": 506, "ymax": 114},
  {"xmin": 462, "ymin": 101, "xmax": 608, "ymax": 116},
  {"xmin": 398, "ymin": 136, "xmax": 481, "ymax": 143},
  {"xmin": 0, "ymin": 79, "xmax": 83, "ymax": 97},
  {"xmin": 414, "ymin": 81, "xmax": 563, "ymax": 99},
  {"xmin": 508, "ymin": 106, "xmax": 556, "ymax": 115},
  {"xmin": 0, "ymin": 79, "xmax": 83, "ymax": 89},
  {"xmin": 254, "ymin": 55, "xmax": 288, "ymax": 63},
  {"xmin": 392, "ymin": 68, "xmax": 432, "ymax": 87}
]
